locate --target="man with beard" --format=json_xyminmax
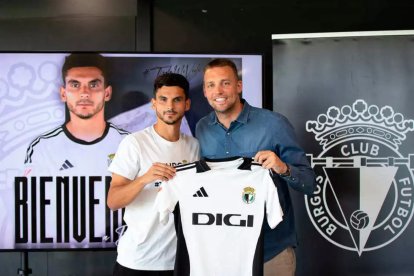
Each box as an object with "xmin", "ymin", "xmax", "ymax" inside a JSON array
[
  {"xmin": 24, "ymin": 52, "xmax": 129, "ymax": 177},
  {"xmin": 23, "ymin": 53, "xmax": 129, "ymax": 245},
  {"xmin": 107, "ymin": 73, "xmax": 199, "ymax": 276}
]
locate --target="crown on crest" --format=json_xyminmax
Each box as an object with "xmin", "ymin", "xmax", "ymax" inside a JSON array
[
  {"xmin": 306, "ymin": 99, "xmax": 414, "ymax": 150},
  {"xmin": 243, "ymin": 187, "xmax": 255, "ymax": 194}
]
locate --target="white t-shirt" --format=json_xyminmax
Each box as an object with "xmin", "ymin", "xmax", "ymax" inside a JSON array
[
  {"xmin": 108, "ymin": 125, "xmax": 200, "ymax": 270},
  {"xmin": 154, "ymin": 157, "xmax": 283, "ymax": 276}
]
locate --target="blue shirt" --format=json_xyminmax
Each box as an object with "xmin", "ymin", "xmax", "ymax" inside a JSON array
[{"xmin": 195, "ymin": 100, "xmax": 316, "ymax": 261}]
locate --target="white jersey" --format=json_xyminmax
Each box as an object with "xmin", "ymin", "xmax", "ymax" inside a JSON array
[
  {"xmin": 108, "ymin": 125, "xmax": 200, "ymax": 270},
  {"xmin": 21, "ymin": 122, "xmax": 129, "ymax": 249},
  {"xmin": 154, "ymin": 157, "xmax": 283, "ymax": 276},
  {"xmin": 24, "ymin": 122, "xmax": 128, "ymax": 176}
]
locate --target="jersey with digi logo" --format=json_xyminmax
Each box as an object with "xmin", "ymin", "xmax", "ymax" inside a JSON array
[{"xmin": 155, "ymin": 157, "xmax": 283, "ymax": 276}]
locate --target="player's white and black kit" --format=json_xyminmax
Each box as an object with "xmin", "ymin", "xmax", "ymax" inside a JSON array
[
  {"xmin": 25, "ymin": 122, "xmax": 128, "ymax": 176},
  {"xmin": 108, "ymin": 125, "xmax": 200, "ymax": 271},
  {"xmin": 22, "ymin": 122, "xmax": 129, "ymax": 248},
  {"xmin": 154, "ymin": 157, "xmax": 283, "ymax": 276}
]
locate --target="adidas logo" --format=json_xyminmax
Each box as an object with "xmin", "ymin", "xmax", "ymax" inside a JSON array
[
  {"xmin": 193, "ymin": 187, "xmax": 208, "ymax": 197},
  {"xmin": 59, "ymin": 160, "xmax": 74, "ymax": 171}
]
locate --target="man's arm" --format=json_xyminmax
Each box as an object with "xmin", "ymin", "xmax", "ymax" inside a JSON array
[
  {"xmin": 107, "ymin": 162, "xmax": 176, "ymax": 210},
  {"xmin": 254, "ymin": 150, "xmax": 316, "ymax": 195},
  {"xmin": 254, "ymin": 114, "xmax": 316, "ymax": 195}
]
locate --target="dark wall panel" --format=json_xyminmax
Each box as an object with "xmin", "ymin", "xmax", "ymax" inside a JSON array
[
  {"xmin": 272, "ymin": 33, "xmax": 414, "ymax": 276},
  {"xmin": 0, "ymin": 17, "xmax": 136, "ymax": 51},
  {"xmin": 0, "ymin": 0, "xmax": 137, "ymax": 52}
]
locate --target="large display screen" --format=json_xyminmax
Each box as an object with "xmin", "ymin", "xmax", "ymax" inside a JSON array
[{"xmin": 0, "ymin": 52, "xmax": 263, "ymax": 251}]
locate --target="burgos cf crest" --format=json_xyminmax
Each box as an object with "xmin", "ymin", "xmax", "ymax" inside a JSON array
[
  {"xmin": 305, "ymin": 99, "xmax": 414, "ymax": 256},
  {"xmin": 242, "ymin": 187, "xmax": 256, "ymax": 204}
]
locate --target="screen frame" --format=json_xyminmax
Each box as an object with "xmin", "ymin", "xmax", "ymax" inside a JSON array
[{"xmin": 0, "ymin": 51, "xmax": 264, "ymax": 252}]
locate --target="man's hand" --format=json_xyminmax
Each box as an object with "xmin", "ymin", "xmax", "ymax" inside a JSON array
[
  {"xmin": 107, "ymin": 163, "xmax": 176, "ymax": 210},
  {"xmin": 254, "ymin": 150, "xmax": 288, "ymax": 174},
  {"xmin": 141, "ymin": 162, "xmax": 176, "ymax": 184}
]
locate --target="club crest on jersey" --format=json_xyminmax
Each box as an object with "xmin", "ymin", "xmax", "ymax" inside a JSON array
[
  {"xmin": 242, "ymin": 187, "xmax": 256, "ymax": 204},
  {"xmin": 107, "ymin": 153, "xmax": 115, "ymax": 166},
  {"xmin": 305, "ymin": 99, "xmax": 414, "ymax": 256}
]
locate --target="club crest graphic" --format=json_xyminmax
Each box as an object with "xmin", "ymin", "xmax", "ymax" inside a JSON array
[
  {"xmin": 0, "ymin": 54, "xmax": 64, "ymax": 247},
  {"xmin": 305, "ymin": 99, "xmax": 414, "ymax": 255},
  {"xmin": 242, "ymin": 187, "xmax": 256, "ymax": 204},
  {"xmin": 107, "ymin": 153, "xmax": 115, "ymax": 166}
]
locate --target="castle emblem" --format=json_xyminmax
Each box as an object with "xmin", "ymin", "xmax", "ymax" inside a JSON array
[{"xmin": 305, "ymin": 99, "xmax": 414, "ymax": 256}]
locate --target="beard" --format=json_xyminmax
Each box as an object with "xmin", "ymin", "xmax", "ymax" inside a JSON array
[
  {"xmin": 67, "ymin": 100, "xmax": 104, "ymax": 120},
  {"xmin": 156, "ymin": 109, "xmax": 184, "ymax": 125}
]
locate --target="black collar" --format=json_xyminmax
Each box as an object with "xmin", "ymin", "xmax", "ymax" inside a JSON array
[{"xmin": 196, "ymin": 156, "xmax": 254, "ymax": 173}]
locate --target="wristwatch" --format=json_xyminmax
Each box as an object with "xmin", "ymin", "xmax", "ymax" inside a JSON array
[{"xmin": 279, "ymin": 164, "xmax": 291, "ymax": 177}]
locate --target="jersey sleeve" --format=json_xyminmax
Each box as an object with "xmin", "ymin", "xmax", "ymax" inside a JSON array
[
  {"xmin": 265, "ymin": 171, "xmax": 284, "ymax": 229},
  {"xmin": 23, "ymin": 140, "xmax": 49, "ymax": 176},
  {"xmin": 108, "ymin": 134, "xmax": 141, "ymax": 180},
  {"xmin": 154, "ymin": 180, "xmax": 178, "ymax": 225}
]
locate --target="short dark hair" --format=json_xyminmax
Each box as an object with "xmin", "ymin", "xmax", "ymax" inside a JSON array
[
  {"xmin": 61, "ymin": 53, "xmax": 108, "ymax": 87},
  {"xmin": 204, "ymin": 58, "xmax": 240, "ymax": 80},
  {"xmin": 153, "ymin": 73, "xmax": 190, "ymax": 99}
]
